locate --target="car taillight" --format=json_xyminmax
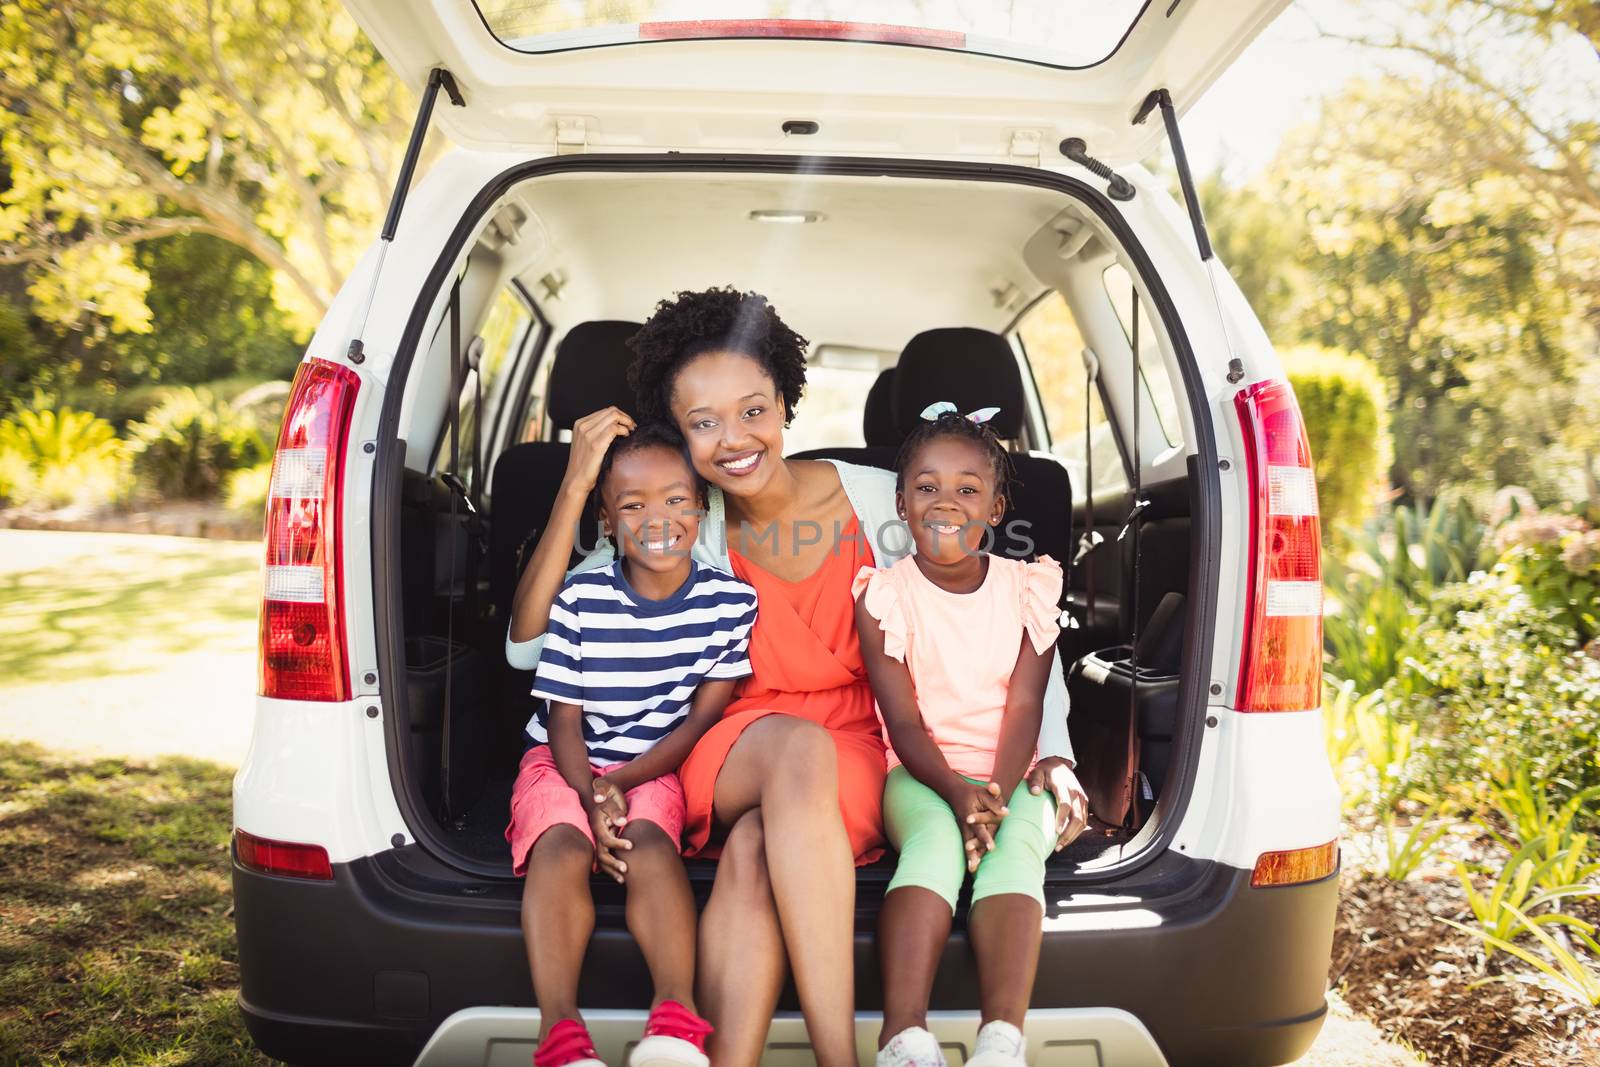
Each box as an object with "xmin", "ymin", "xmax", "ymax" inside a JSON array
[
  {"xmin": 1251, "ymin": 840, "xmax": 1339, "ymax": 887},
  {"xmin": 639, "ymin": 19, "xmax": 966, "ymax": 48},
  {"xmin": 234, "ymin": 829, "xmax": 334, "ymax": 881},
  {"xmin": 1234, "ymin": 379, "xmax": 1322, "ymax": 711},
  {"xmin": 259, "ymin": 358, "xmax": 359, "ymax": 702}
]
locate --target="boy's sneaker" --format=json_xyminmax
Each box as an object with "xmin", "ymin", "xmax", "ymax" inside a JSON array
[
  {"xmin": 966, "ymin": 1020, "xmax": 1027, "ymax": 1067},
  {"xmin": 876, "ymin": 1026, "xmax": 949, "ymax": 1067},
  {"xmin": 627, "ymin": 1000, "xmax": 713, "ymax": 1067},
  {"xmin": 534, "ymin": 1019, "xmax": 607, "ymax": 1067}
]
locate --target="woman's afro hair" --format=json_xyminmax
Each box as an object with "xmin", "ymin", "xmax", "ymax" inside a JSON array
[{"xmin": 626, "ymin": 287, "xmax": 808, "ymax": 426}]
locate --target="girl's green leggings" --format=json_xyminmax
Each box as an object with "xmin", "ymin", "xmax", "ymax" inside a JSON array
[{"xmin": 882, "ymin": 764, "xmax": 1057, "ymax": 912}]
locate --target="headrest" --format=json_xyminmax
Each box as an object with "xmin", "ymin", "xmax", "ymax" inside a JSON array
[
  {"xmin": 892, "ymin": 328, "xmax": 1025, "ymax": 439},
  {"xmin": 862, "ymin": 368, "xmax": 898, "ymax": 448},
  {"xmin": 546, "ymin": 320, "xmax": 643, "ymax": 431}
]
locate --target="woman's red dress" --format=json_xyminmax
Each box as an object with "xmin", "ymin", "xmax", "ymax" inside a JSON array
[{"xmin": 678, "ymin": 515, "xmax": 887, "ymax": 864}]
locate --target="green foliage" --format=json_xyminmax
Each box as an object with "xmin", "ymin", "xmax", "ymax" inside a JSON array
[
  {"xmin": 1451, "ymin": 850, "xmax": 1600, "ymax": 958},
  {"xmin": 1441, "ymin": 903, "xmax": 1600, "ymax": 1008},
  {"xmin": 0, "ymin": 297, "xmax": 45, "ymax": 414},
  {"xmin": 1382, "ymin": 795, "xmax": 1456, "ymax": 881},
  {"xmin": 224, "ymin": 460, "xmax": 274, "ymax": 518},
  {"xmin": 1323, "ymin": 680, "xmax": 1375, "ymax": 815},
  {"xmin": 1484, "ymin": 768, "xmax": 1600, "ymax": 893},
  {"xmin": 1494, "ymin": 520, "xmax": 1600, "ymax": 643},
  {"xmin": 0, "ymin": 0, "xmax": 410, "ymax": 337},
  {"xmin": 0, "ymin": 407, "xmax": 127, "ymax": 509},
  {"xmin": 0, "ymin": 743, "xmax": 269, "ymax": 1064},
  {"xmin": 1282, "ymin": 345, "xmax": 1390, "ymax": 541},
  {"xmin": 1324, "ymin": 496, "xmax": 1488, "ymax": 691},
  {"xmin": 1250, "ymin": 70, "xmax": 1595, "ymax": 502},
  {"xmin": 126, "ymin": 388, "xmax": 269, "ymax": 500},
  {"xmin": 5, "ymin": 237, "xmax": 305, "ymax": 422},
  {"xmin": 1396, "ymin": 567, "xmax": 1600, "ymax": 803}
]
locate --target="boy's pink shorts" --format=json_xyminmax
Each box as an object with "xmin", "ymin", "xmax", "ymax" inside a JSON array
[{"xmin": 505, "ymin": 745, "xmax": 686, "ymax": 876}]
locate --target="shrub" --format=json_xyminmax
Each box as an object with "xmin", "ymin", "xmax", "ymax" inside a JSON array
[
  {"xmin": 1395, "ymin": 568, "xmax": 1600, "ymax": 808},
  {"xmin": 1493, "ymin": 514, "xmax": 1599, "ymax": 643},
  {"xmin": 1282, "ymin": 345, "xmax": 1390, "ymax": 540},
  {"xmin": 126, "ymin": 388, "xmax": 269, "ymax": 500},
  {"xmin": 224, "ymin": 460, "xmax": 274, "ymax": 518},
  {"xmin": 1324, "ymin": 495, "xmax": 1488, "ymax": 691},
  {"xmin": 0, "ymin": 407, "xmax": 128, "ymax": 509}
]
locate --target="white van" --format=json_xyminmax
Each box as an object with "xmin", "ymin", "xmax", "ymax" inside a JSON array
[{"xmin": 231, "ymin": 2, "xmax": 1341, "ymax": 1064}]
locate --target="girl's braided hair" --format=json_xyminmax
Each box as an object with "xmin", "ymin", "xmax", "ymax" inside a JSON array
[
  {"xmin": 626, "ymin": 287, "xmax": 808, "ymax": 426},
  {"xmin": 893, "ymin": 409, "xmax": 1014, "ymax": 503}
]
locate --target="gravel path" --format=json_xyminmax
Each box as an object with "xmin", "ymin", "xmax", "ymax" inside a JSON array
[{"xmin": 0, "ymin": 529, "xmax": 1423, "ymax": 1066}]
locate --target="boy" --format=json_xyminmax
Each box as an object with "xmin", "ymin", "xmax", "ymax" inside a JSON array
[{"xmin": 506, "ymin": 423, "xmax": 756, "ymax": 1067}]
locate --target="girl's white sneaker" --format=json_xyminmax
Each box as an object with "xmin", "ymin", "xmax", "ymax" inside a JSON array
[
  {"xmin": 965, "ymin": 1020, "xmax": 1028, "ymax": 1067},
  {"xmin": 876, "ymin": 1026, "xmax": 950, "ymax": 1067},
  {"xmin": 626, "ymin": 1034, "xmax": 708, "ymax": 1067}
]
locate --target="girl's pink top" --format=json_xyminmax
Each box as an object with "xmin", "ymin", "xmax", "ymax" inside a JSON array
[{"xmin": 853, "ymin": 553, "xmax": 1063, "ymax": 781}]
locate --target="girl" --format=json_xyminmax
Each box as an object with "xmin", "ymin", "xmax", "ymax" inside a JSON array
[
  {"xmin": 508, "ymin": 423, "xmax": 757, "ymax": 1067},
  {"xmin": 854, "ymin": 402, "xmax": 1087, "ymax": 1067}
]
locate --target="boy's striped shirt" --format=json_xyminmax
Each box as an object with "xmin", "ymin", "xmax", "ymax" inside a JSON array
[{"xmin": 528, "ymin": 559, "xmax": 757, "ymax": 763}]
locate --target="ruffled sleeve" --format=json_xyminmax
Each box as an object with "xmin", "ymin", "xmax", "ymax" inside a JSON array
[
  {"xmin": 1021, "ymin": 555, "xmax": 1065, "ymax": 656},
  {"xmin": 852, "ymin": 565, "xmax": 911, "ymax": 662}
]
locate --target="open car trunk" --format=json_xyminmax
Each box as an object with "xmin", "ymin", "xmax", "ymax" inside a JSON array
[{"xmin": 374, "ymin": 158, "xmax": 1219, "ymax": 907}]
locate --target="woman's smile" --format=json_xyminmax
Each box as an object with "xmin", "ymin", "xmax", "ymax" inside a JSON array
[{"xmin": 717, "ymin": 449, "xmax": 764, "ymax": 477}]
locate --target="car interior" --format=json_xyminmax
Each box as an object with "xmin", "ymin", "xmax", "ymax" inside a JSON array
[{"xmin": 389, "ymin": 170, "xmax": 1201, "ymax": 889}]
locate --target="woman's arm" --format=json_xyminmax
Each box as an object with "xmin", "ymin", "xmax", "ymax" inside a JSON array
[
  {"xmin": 509, "ymin": 406, "xmax": 634, "ymax": 643},
  {"xmin": 599, "ymin": 678, "xmax": 738, "ymax": 795}
]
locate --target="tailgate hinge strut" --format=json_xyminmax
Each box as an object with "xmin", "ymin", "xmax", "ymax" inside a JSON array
[
  {"xmin": 347, "ymin": 68, "xmax": 466, "ymax": 365},
  {"xmin": 1133, "ymin": 88, "xmax": 1214, "ymax": 261},
  {"xmin": 1058, "ymin": 137, "xmax": 1135, "ymax": 202}
]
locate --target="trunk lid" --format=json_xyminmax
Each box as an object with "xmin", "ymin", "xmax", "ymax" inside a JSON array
[{"xmin": 345, "ymin": 0, "xmax": 1286, "ymax": 164}]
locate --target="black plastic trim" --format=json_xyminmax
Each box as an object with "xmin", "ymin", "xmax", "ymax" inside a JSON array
[{"xmin": 370, "ymin": 153, "xmax": 1223, "ymax": 886}]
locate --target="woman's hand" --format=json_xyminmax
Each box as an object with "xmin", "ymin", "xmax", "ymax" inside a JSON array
[
  {"xmin": 1027, "ymin": 756, "xmax": 1090, "ymax": 851},
  {"xmin": 563, "ymin": 406, "xmax": 635, "ymax": 499},
  {"xmin": 941, "ymin": 778, "xmax": 1008, "ymax": 873}
]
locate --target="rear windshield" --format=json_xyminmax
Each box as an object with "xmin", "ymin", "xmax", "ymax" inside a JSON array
[{"xmin": 473, "ymin": 1, "xmax": 1147, "ymax": 69}]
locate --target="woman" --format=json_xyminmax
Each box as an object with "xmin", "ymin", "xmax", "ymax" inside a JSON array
[{"xmin": 508, "ymin": 288, "xmax": 1088, "ymax": 1067}]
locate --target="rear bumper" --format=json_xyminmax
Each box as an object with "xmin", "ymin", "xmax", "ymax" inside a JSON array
[
  {"xmin": 413, "ymin": 1007, "xmax": 1176, "ymax": 1067},
  {"xmin": 234, "ymin": 851, "xmax": 1336, "ymax": 1067}
]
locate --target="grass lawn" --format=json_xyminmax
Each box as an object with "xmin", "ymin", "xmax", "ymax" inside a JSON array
[{"xmin": 0, "ymin": 742, "xmax": 269, "ymax": 1066}]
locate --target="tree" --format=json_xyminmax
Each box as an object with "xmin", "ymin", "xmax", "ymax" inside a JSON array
[
  {"xmin": 1268, "ymin": 77, "xmax": 1584, "ymax": 501},
  {"xmin": 1319, "ymin": 0, "xmax": 1598, "ymax": 322},
  {"xmin": 0, "ymin": 0, "xmax": 413, "ymax": 338}
]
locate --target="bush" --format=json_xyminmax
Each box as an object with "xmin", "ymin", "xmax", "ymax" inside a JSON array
[
  {"xmin": 0, "ymin": 407, "xmax": 128, "ymax": 509},
  {"xmin": 1394, "ymin": 567, "xmax": 1600, "ymax": 809},
  {"xmin": 224, "ymin": 460, "xmax": 274, "ymax": 518},
  {"xmin": 126, "ymin": 388, "xmax": 270, "ymax": 500},
  {"xmin": 1283, "ymin": 345, "xmax": 1390, "ymax": 540},
  {"xmin": 1324, "ymin": 495, "xmax": 1489, "ymax": 691},
  {"xmin": 1493, "ymin": 513, "xmax": 1600, "ymax": 643}
]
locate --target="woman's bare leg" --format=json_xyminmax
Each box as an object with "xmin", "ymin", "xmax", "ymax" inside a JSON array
[
  {"xmin": 712, "ymin": 716, "xmax": 859, "ymax": 1067},
  {"xmin": 697, "ymin": 812, "xmax": 786, "ymax": 1066}
]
